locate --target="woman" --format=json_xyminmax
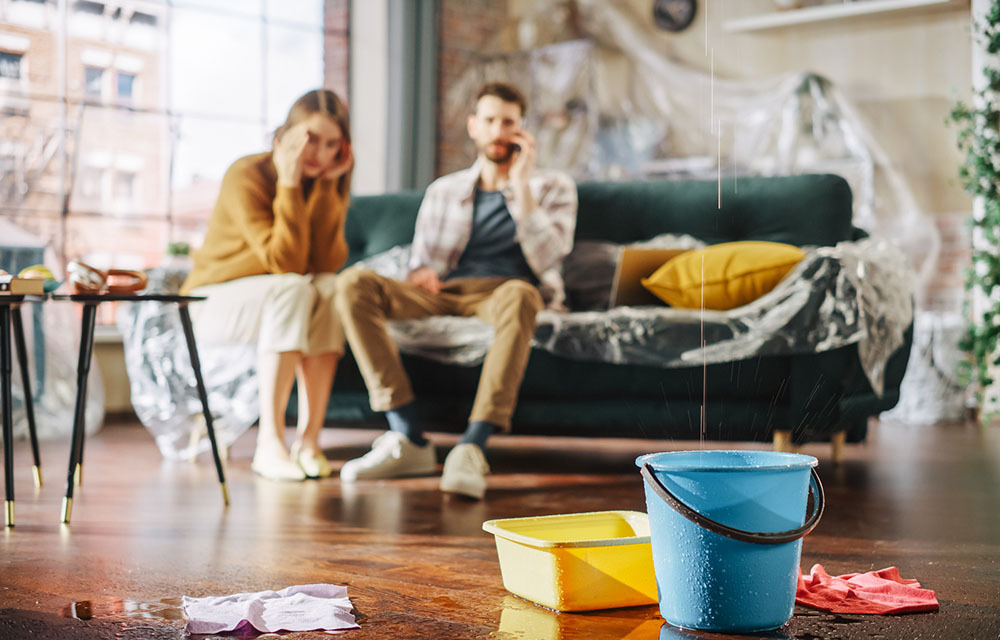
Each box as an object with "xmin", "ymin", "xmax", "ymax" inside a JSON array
[{"xmin": 181, "ymin": 89, "xmax": 354, "ymax": 481}]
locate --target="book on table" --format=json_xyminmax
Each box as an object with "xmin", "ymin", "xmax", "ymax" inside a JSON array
[{"xmin": 0, "ymin": 275, "xmax": 45, "ymax": 295}]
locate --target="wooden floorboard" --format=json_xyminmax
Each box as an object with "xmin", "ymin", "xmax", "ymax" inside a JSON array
[{"xmin": 1, "ymin": 418, "xmax": 998, "ymax": 639}]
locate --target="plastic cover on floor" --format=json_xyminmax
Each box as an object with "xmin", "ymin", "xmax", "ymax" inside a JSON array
[
  {"xmin": 118, "ymin": 268, "xmax": 258, "ymax": 461},
  {"xmin": 880, "ymin": 311, "xmax": 968, "ymax": 424}
]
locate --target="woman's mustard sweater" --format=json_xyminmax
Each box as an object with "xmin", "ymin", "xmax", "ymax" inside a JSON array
[{"xmin": 181, "ymin": 152, "xmax": 348, "ymax": 294}]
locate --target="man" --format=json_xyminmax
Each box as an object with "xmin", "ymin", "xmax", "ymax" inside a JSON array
[{"xmin": 334, "ymin": 82, "xmax": 577, "ymax": 499}]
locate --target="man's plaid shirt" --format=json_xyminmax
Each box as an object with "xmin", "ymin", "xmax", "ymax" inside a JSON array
[{"xmin": 408, "ymin": 160, "xmax": 578, "ymax": 309}]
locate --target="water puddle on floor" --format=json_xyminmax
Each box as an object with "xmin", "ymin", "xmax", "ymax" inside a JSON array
[{"xmin": 59, "ymin": 596, "xmax": 185, "ymax": 623}]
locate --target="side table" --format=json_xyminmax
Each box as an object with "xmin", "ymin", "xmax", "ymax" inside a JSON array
[
  {"xmin": 1, "ymin": 294, "xmax": 45, "ymax": 527},
  {"xmin": 51, "ymin": 294, "xmax": 229, "ymax": 524}
]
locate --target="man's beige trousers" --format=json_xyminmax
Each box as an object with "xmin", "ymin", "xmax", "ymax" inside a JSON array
[{"xmin": 335, "ymin": 267, "xmax": 543, "ymax": 431}]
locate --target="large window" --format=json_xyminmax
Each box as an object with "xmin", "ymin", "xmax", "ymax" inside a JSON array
[{"xmin": 0, "ymin": 0, "xmax": 345, "ymax": 323}]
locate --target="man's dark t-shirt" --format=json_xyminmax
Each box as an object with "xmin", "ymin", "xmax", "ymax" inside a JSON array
[{"xmin": 445, "ymin": 188, "xmax": 537, "ymax": 284}]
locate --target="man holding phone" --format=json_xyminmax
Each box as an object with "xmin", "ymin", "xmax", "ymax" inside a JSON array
[{"xmin": 334, "ymin": 82, "xmax": 577, "ymax": 499}]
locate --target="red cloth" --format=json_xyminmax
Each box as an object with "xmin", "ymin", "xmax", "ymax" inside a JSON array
[{"xmin": 796, "ymin": 564, "xmax": 939, "ymax": 615}]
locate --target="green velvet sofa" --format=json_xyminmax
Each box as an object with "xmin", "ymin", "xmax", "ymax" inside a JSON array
[{"xmin": 321, "ymin": 173, "xmax": 911, "ymax": 452}]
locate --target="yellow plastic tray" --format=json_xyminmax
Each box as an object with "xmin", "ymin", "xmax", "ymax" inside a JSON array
[{"xmin": 482, "ymin": 510, "xmax": 658, "ymax": 612}]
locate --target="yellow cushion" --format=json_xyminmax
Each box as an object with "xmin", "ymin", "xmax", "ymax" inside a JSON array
[{"xmin": 641, "ymin": 241, "xmax": 806, "ymax": 310}]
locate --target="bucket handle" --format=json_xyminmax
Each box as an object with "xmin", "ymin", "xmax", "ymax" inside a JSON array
[{"xmin": 640, "ymin": 463, "xmax": 825, "ymax": 546}]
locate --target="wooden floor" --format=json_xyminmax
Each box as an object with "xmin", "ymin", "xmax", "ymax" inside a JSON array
[{"xmin": 0, "ymin": 417, "xmax": 998, "ymax": 639}]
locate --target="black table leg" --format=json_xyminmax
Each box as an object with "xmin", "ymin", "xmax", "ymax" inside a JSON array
[
  {"xmin": 62, "ymin": 303, "xmax": 97, "ymax": 524},
  {"xmin": 11, "ymin": 305, "xmax": 42, "ymax": 488},
  {"xmin": 177, "ymin": 304, "xmax": 229, "ymax": 506},
  {"xmin": 2, "ymin": 305, "xmax": 15, "ymax": 527}
]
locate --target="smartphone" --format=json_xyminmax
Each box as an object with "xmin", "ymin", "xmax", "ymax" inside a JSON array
[{"xmin": 511, "ymin": 121, "xmax": 525, "ymax": 152}]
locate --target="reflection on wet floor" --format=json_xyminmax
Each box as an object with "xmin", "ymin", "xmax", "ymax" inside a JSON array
[
  {"xmin": 492, "ymin": 596, "xmax": 886, "ymax": 640},
  {"xmin": 59, "ymin": 601, "xmax": 94, "ymax": 620},
  {"xmin": 496, "ymin": 595, "xmax": 662, "ymax": 640},
  {"xmin": 58, "ymin": 597, "xmax": 185, "ymax": 623},
  {"xmin": 651, "ymin": 607, "xmax": 880, "ymax": 640}
]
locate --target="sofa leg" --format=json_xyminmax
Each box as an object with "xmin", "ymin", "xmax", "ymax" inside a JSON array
[
  {"xmin": 772, "ymin": 430, "xmax": 800, "ymax": 454},
  {"xmin": 830, "ymin": 431, "xmax": 846, "ymax": 465}
]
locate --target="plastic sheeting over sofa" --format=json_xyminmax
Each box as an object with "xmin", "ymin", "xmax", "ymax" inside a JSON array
[
  {"xmin": 359, "ymin": 238, "xmax": 912, "ymax": 398},
  {"xmin": 120, "ymin": 236, "xmax": 912, "ymax": 459}
]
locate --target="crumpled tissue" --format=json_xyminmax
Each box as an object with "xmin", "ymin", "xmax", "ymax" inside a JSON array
[{"xmin": 182, "ymin": 583, "xmax": 359, "ymax": 634}]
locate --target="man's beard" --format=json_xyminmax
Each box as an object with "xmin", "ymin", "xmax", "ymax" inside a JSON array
[{"xmin": 481, "ymin": 140, "xmax": 516, "ymax": 164}]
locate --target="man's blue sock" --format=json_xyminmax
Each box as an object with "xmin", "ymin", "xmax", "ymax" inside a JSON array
[
  {"xmin": 460, "ymin": 420, "xmax": 497, "ymax": 451},
  {"xmin": 386, "ymin": 402, "xmax": 427, "ymax": 446}
]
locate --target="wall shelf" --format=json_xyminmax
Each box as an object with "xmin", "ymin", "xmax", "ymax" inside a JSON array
[{"xmin": 722, "ymin": 0, "xmax": 968, "ymax": 33}]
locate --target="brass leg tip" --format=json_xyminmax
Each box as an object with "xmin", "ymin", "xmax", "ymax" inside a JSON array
[
  {"xmin": 221, "ymin": 482, "xmax": 230, "ymax": 506},
  {"xmin": 5, "ymin": 501, "xmax": 14, "ymax": 528},
  {"xmin": 61, "ymin": 497, "xmax": 73, "ymax": 524},
  {"xmin": 33, "ymin": 465, "xmax": 42, "ymax": 488},
  {"xmin": 74, "ymin": 464, "xmax": 82, "ymax": 487}
]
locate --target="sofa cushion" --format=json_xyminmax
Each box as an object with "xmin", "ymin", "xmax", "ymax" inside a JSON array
[{"xmin": 642, "ymin": 241, "xmax": 806, "ymax": 310}]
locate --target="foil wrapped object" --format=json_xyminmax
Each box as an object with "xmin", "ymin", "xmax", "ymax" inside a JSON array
[
  {"xmin": 4, "ymin": 301, "xmax": 104, "ymax": 443},
  {"xmin": 118, "ymin": 268, "xmax": 257, "ymax": 460}
]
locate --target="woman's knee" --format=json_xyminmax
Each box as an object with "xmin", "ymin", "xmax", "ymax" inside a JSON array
[
  {"xmin": 311, "ymin": 271, "xmax": 337, "ymax": 291},
  {"xmin": 268, "ymin": 272, "xmax": 315, "ymax": 298},
  {"xmin": 259, "ymin": 274, "xmax": 315, "ymax": 321}
]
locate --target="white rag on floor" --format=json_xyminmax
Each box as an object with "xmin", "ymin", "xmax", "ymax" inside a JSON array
[{"xmin": 182, "ymin": 583, "xmax": 359, "ymax": 634}]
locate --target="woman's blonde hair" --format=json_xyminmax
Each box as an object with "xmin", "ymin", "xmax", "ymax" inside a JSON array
[{"xmin": 274, "ymin": 88, "xmax": 352, "ymax": 201}]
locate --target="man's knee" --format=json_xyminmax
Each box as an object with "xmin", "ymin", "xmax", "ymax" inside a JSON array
[
  {"xmin": 494, "ymin": 280, "xmax": 544, "ymax": 318},
  {"xmin": 334, "ymin": 266, "xmax": 381, "ymax": 310}
]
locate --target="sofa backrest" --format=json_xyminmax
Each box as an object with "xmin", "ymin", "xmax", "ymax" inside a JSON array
[
  {"xmin": 344, "ymin": 173, "xmax": 854, "ymax": 267},
  {"xmin": 345, "ymin": 191, "xmax": 423, "ymax": 267}
]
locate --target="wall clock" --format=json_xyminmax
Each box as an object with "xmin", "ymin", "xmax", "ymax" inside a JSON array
[{"xmin": 653, "ymin": 0, "xmax": 697, "ymax": 32}]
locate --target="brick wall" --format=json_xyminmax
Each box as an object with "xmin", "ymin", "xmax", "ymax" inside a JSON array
[
  {"xmin": 324, "ymin": 0, "xmax": 349, "ymax": 102},
  {"xmin": 436, "ymin": 0, "xmax": 510, "ymax": 177},
  {"xmin": 926, "ymin": 212, "xmax": 972, "ymax": 313}
]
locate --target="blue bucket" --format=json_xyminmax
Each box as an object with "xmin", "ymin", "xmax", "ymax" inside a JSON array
[{"xmin": 636, "ymin": 450, "xmax": 823, "ymax": 633}]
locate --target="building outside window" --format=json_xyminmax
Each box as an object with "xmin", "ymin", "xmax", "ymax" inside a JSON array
[
  {"xmin": 0, "ymin": 51, "xmax": 22, "ymax": 79},
  {"xmin": 84, "ymin": 65, "xmax": 103, "ymax": 99},
  {"xmin": 113, "ymin": 169, "xmax": 136, "ymax": 206},
  {"xmin": 77, "ymin": 164, "xmax": 105, "ymax": 203},
  {"xmin": 73, "ymin": 0, "xmax": 105, "ymax": 15},
  {"xmin": 129, "ymin": 11, "xmax": 156, "ymax": 27},
  {"xmin": 117, "ymin": 71, "xmax": 134, "ymax": 103}
]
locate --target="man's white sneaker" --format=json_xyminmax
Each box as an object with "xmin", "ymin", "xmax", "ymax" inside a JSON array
[
  {"xmin": 440, "ymin": 443, "xmax": 489, "ymax": 499},
  {"xmin": 340, "ymin": 432, "xmax": 436, "ymax": 481}
]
